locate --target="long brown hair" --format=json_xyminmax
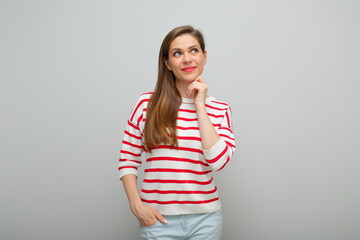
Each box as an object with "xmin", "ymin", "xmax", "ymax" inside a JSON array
[{"xmin": 144, "ymin": 25, "xmax": 206, "ymax": 152}]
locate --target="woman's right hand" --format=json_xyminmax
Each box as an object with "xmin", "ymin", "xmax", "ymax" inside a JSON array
[
  {"xmin": 121, "ymin": 175, "xmax": 167, "ymax": 226},
  {"xmin": 131, "ymin": 202, "xmax": 167, "ymax": 226}
]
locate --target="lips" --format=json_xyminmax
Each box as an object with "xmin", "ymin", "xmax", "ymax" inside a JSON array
[{"xmin": 181, "ymin": 66, "xmax": 197, "ymax": 72}]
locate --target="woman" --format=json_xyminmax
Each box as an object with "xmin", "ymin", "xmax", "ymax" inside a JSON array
[{"xmin": 119, "ymin": 25, "xmax": 236, "ymax": 240}]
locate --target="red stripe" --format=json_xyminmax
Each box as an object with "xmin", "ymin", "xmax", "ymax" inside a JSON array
[
  {"xmin": 179, "ymin": 108, "xmax": 196, "ymax": 113},
  {"xmin": 225, "ymin": 140, "xmax": 235, "ymax": 148},
  {"xmin": 218, "ymin": 156, "xmax": 231, "ymax": 171},
  {"xmin": 225, "ymin": 111, "xmax": 231, "ymax": 127},
  {"xmin": 175, "ymin": 125, "xmax": 220, "ymax": 130},
  {"xmin": 120, "ymin": 150, "xmax": 141, "ymax": 157},
  {"xmin": 177, "ymin": 136, "xmax": 201, "ymax": 141},
  {"xmin": 118, "ymin": 166, "xmax": 137, "ymax": 170},
  {"xmin": 122, "ymin": 140, "xmax": 142, "ymax": 149},
  {"xmin": 207, "ymin": 113, "xmax": 223, "ymax": 118},
  {"xmin": 206, "ymin": 145, "xmax": 228, "ymax": 164},
  {"xmin": 205, "ymin": 104, "xmax": 227, "ymax": 111},
  {"xmin": 147, "ymin": 157, "xmax": 209, "ymax": 166},
  {"xmin": 143, "ymin": 178, "xmax": 213, "ymax": 185},
  {"xmin": 211, "ymin": 100, "xmax": 228, "ymax": 106},
  {"xmin": 125, "ymin": 130, "xmax": 142, "ymax": 140},
  {"xmin": 178, "ymin": 124, "xmax": 220, "ymax": 129},
  {"xmin": 137, "ymin": 114, "xmax": 143, "ymax": 125},
  {"xmin": 145, "ymin": 168, "xmax": 212, "ymax": 175},
  {"xmin": 119, "ymin": 159, "xmax": 142, "ymax": 164},
  {"xmin": 219, "ymin": 134, "xmax": 235, "ymax": 141},
  {"xmin": 128, "ymin": 120, "xmax": 139, "ymax": 130},
  {"xmin": 130, "ymin": 99, "xmax": 148, "ymax": 122},
  {"xmin": 219, "ymin": 126, "xmax": 233, "ymax": 134},
  {"xmin": 177, "ymin": 117, "xmax": 198, "ymax": 121},
  {"xmin": 141, "ymin": 197, "xmax": 219, "ymax": 205},
  {"xmin": 177, "ymin": 126, "xmax": 199, "ymax": 130},
  {"xmin": 141, "ymin": 187, "xmax": 217, "ymax": 194},
  {"xmin": 155, "ymin": 145, "xmax": 203, "ymax": 154}
]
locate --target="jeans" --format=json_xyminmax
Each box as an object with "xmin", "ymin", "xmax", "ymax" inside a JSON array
[{"xmin": 140, "ymin": 208, "xmax": 222, "ymax": 240}]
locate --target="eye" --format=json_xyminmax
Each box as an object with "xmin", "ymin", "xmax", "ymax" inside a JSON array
[
  {"xmin": 173, "ymin": 51, "xmax": 182, "ymax": 57},
  {"xmin": 191, "ymin": 48, "xmax": 199, "ymax": 54}
]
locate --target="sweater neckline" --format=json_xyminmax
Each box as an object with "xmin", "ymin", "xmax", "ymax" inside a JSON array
[{"xmin": 181, "ymin": 96, "xmax": 213, "ymax": 104}]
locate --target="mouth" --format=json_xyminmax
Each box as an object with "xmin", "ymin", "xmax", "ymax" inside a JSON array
[{"xmin": 181, "ymin": 66, "xmax": 197, "ymax": 72}]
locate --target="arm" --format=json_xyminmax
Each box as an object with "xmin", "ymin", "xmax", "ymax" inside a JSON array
[
  {"xmin": 201, "ymin": 106, "xmax": 235, "ymax": 170},
  {"xmin": 119, "ymin": 95, "xmax": 167, "ymax": 226},
  {"xmin": 121, "ymin": 175, "xmax": 167, "ymax": 226},
  {"xmin": 188, "ymin": 77, "xmax": 236, "ymax": 170},
  {"xmin": 188, "ymin": 76, "xmax": 220, "ymax": 150},
  {"xmin": 196, "ymin": 104, "xmax": 220, "ymax": 150}
]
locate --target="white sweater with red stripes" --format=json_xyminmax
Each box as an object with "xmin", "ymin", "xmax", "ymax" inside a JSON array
[{"xmin": 118, "ymin": 92, "xmax": 236, "ymax": 215}]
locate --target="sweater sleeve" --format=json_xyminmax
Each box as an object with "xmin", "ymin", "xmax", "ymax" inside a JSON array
[
  {"xmin": 118, "ymin": 96, "xmax": 146, "ymax": 180},
  {"xmin": 203, "ymin": 106, "xmax": 236, "ymax": 171}
]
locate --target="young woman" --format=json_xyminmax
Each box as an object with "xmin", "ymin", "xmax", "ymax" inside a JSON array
[{"xmin": 118, "ymin": 25, "xmax": 236, "ymax": 240}]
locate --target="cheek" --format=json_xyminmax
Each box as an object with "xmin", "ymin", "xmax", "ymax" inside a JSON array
[
  {"xmin": 196, "ymin": 56, "xmax": 206, "ymax": 66},
  {"xmin": 169, "ymin": 60, "xmax": 181, "ymax": 69}
]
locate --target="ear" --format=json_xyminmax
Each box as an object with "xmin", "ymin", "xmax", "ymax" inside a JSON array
[
  {"xmin": 203, "ymin": 50, "xmax": 207, "ymax": 65},
  {"xmin": 164, "ymin": 57, "xmax": 172, "ymax": 71}
]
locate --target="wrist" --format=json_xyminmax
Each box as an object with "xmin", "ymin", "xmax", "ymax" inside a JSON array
[
  {"xmin": 130, "ymin": 199, "xmax": 143, "ymax": 211},
  {"xmin": 194, "ymin": 95, "xmax": 208, "ymax": 108},
  {"xmin": 195, "ymin": 103, "xmax": 207, "ymax": 113}
]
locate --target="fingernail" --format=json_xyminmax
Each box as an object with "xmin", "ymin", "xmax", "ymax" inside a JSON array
[{"xmin": 164, "ymin": 219, "xmax": 168, "ymax": 224}]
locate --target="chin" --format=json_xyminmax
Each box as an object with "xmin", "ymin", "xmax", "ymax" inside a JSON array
[
  {"xmin": 184, "ymin": 73, "xmax": 202, "ymax": 82},
  {"xmin": 181, "ymin": 77, "xmax": 197, "ymax": 83},
  {"xmin": 175, "ymin": 71, "xmax": 202, "ymax": 83}
]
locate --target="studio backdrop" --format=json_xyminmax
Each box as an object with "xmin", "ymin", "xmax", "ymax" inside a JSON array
[{"xmin": 1, "ymin": 1, "xmax": 359, "ymax": 240}]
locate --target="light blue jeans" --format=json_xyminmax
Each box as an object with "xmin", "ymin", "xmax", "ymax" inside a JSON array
[{"xmin": 140, "ymin": 209, "xmax": 222, "ymax": 240}]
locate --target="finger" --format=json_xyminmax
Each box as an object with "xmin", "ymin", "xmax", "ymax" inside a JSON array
[
  {"xmin": 187, "ymin": 85, "xmax": 199, "ymax": 97},
  {"xmin": 195, "ymin": 76, "xmax": 207, "ymax": 84},
  {"xmin": 191, "ymin": 80, "xmax": 207, "ymax": 90},
  {"xmin": 187, "ymin": 88, "xmax": 192, "ymax": 97},
  {"xmin": 138, "ymin": 211, "xmax": 158, "ymax": 226},
  {"xmin": 187, "ymin": 83, "xmax": 196, "ymax": 96},
  {"xmin": 153, "ymin": 211, "xmax": 167, "ymax": 224},
  {"xmin": 140, "ymin": 218, "xmax": 157, "ymax": 227},
  {"xmin": 191, "ymin": 82, "xmax": 206, "ymax": 92}
]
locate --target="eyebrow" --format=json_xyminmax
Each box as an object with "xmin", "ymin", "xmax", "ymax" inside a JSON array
[{"xmin": 171, "ymin": 45, "xmax": 199, "ymax": 52}]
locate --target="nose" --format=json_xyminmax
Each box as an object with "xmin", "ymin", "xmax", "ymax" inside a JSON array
[{"xmin": 182, "ymin": 52, "xmax": 192, "ymax": 63}]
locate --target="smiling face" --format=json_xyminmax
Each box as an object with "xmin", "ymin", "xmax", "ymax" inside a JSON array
[{"xmin": 165, "ymin": 34, "xmax": 207, "ymax": 84}]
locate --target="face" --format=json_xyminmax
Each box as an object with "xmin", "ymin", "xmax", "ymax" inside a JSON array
[{"xmin": 165, "ymin": 34, "xmax": 207, "ymax": 84}]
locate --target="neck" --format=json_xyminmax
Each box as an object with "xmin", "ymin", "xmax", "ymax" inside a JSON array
[{"xmin": 175, "ymin": 79, "xmax": 193, "ymax": 98}]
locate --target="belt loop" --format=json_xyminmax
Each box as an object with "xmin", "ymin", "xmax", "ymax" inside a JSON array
[{"xmin": 181, "ymin": 214, "xmax": 186, "ymax": 231}]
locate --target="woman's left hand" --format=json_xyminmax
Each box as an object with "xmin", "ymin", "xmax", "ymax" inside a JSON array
[{"xmin": 187, "ymin": 76, "xmax": 208, "ymax": 107}]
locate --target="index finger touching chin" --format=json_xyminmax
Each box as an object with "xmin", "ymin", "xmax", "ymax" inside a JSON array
[{"xmin": 195, "ymin": 76, "xmax": 204, "ymax": 82}]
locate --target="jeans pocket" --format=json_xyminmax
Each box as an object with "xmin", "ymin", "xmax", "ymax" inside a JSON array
[{"xmin": 140, "ymin": 220, "xmax": 160, "ymax": 229}]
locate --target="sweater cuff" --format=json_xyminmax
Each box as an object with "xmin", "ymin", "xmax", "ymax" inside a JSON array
[
  {"xmin": 119, "ymin": 169, "xmax": 138, "ymax": 180},
  {"xmin": 203, "ymin": 138, "xmax": 227, "ymax": 161}
]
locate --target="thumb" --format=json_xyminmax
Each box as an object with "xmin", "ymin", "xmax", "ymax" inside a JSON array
[{"xmin": 154, "ymin": 210, "xmax": 167, "ymax": 224}]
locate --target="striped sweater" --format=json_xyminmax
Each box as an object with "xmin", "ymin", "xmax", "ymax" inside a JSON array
[{"xmin": 118, "ymin": 92, "xmax": 236, "ymax": 215}]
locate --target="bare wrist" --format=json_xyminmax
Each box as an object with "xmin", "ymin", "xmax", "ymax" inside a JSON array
[
  {"xmin": 130, "ymin": 198, "xmax": 142, "ymax": 207},
  {"xmin": 195, "ymin": 104, "xmax": 207, "ymax": 113},
  {"xmin": 130, "ymin": 199, "xmax": 143, "ymax": 212}
]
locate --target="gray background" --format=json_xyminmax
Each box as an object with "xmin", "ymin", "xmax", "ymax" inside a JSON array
[{"xmin": 1, "ymin": 0, "xmax": 359, "ymax": 240}]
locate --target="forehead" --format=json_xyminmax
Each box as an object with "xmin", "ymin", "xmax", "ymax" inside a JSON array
[{"xmin": 169, "ymin": 34, "xmax": 200, "ymax": 50}]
